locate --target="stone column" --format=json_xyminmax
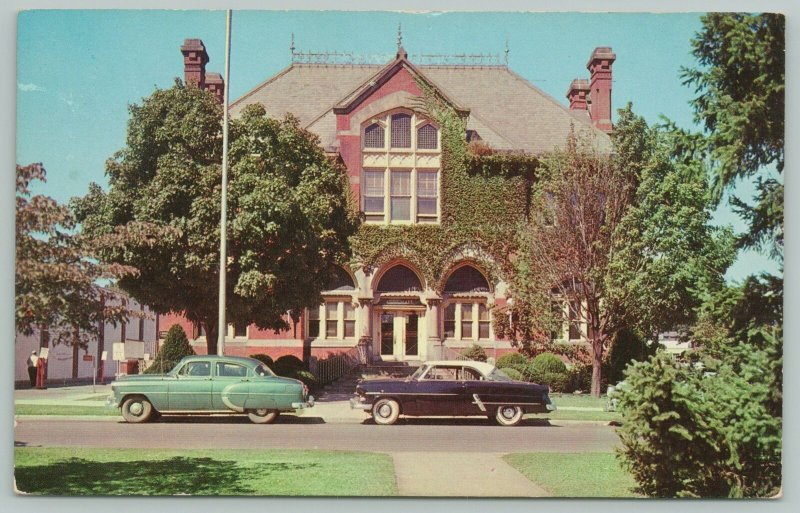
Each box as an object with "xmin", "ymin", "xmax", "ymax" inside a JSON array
[
  {"xmin": 426, "ymin": 297, "xmax": 442, "ymax": 360},
  {"xmin": 357, "ymin": 297, "xmax": 374, "ymax": 364}
]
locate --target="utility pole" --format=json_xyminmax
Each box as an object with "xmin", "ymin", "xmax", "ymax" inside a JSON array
[{"xmin": 217, "ymin": 9, "xmax": 232, "ymax": 355}]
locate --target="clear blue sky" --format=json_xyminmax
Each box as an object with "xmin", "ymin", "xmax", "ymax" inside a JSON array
[{"xmin": 16, "ymin": 10, "xmax": 780, "ymax": 280}]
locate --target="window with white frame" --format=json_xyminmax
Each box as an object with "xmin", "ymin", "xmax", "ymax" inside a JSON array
[
  {"xmin": 443, "ymin": 302, "xmax": 491, "ymax": 341},
  {"xmin": 361, "ymin": 111, "xmax": 440, "ymax": 225},
  {"xmin": 307, "ymin": 300, "xmax": 358, "ymax": 340}
]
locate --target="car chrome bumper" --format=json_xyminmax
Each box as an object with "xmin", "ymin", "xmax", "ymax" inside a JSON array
[
  {"xmin": 292, "ymin": 395, "xmax": 315, "ymax": 409},
  {"xmin": 349, "ymin": 397, "xmax": 372, "ymax": 411},
  {"xmin": 105, "ymin": 395, "xmax": 119, "ymax": 410},
  {"xmin": 546, "ymin": 403, "xmax": 557, "ymax": 411}
]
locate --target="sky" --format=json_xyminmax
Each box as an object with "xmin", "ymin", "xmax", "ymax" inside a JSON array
[{"xmin": 16, "ymin": 9, "xmax": 781, "ymax": 281}]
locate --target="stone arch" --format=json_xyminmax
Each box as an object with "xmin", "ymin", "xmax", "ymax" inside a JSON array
[
  {"xmin": 442, "ymin": 262, "xmax": 493, "ymax": 294},
  {"xmin": 433, "ymin": 243, "xmax": 503, "ymax": 293},
  {"xmin": 372, "ymin": 259, "xmax": 426, "ymax": 294},
  {"xmin": 323, "ymin": 265, "xmax": 357, "ymax": 293}
]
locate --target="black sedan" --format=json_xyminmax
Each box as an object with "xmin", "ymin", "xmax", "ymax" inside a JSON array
[{"xmin": 350, "ymin": 360, "xmax": 556, "ymax": 426}]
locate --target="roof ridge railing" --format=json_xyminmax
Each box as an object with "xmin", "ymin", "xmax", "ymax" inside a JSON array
[{"xmin": 291, "ymin": 49, "xmax": 506, "ymax": 67}]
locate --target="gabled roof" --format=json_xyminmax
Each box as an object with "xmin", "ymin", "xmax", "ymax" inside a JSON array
[{"xmin": 230, "ymin": 56, "xmax": 612, "ymax": 154}]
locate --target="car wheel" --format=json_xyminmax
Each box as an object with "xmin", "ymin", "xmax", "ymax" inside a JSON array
[
  {"xmin": 494, "ymin": 405, "xmax": 523, "ymax": 426},
  {"xmin": 372, "ymin": 398, "xmax": 400, "ymax": 425},
  {"xmin": 121, "ymin": 396, "xmax": 153, "ymax": 423},
  {"xmin": 247, "ymin": 409, "xmax": 280, "ymax": 424}
]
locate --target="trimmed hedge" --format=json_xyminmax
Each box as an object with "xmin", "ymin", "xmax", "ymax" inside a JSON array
[
  {"xmin": 145, "ymin": 325, "xmax": 194, "ymax": 374},
  {"xmin": 249, "ymin": 353, "xmax": 274, "ymax": 368},
  {"xmin": 500, "ymin": 367, "xmax": 523, "ymax": 381},
  {"xmin": 496, "ymin": 352, "xmax": 529, "ymax": 369}
]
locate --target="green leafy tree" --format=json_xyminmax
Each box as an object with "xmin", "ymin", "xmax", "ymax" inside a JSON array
[
  {"xmin": 72, "ymin": 83, "xmax": 360, "ymax": 354},
  {"xmin": 606, "ymin": 106, "xmax": 736, "ymax": 343},
  {"xmin": 16, "ymin": 163, "xmax": 137, "ymax": 348},
  {"xmin": 145, "ymin": 324, "xmax": 194, "ymax": 374},
  {"xmin": 675, "ymin": 13, "xmax": 784, "ymax": 259}
]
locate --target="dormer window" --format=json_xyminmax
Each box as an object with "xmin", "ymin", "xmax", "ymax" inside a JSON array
[
  {"xmin": 390, "ymin": 113, "xmax": 412, "ymax": 148},
  {"xmin": 364, "ymin": 123, "xmax": 385, "ymax": 149},
  {"xmin": 417, "ymin": 124, "xmax": 438, "ymax": 150}
]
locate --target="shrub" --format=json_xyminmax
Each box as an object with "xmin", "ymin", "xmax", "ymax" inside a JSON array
[
  {"xmin": 499, "ymin": 367, "xmax": 523, "ymax": 381},
  {"xmin": 529, "ymin": 353, "xmax": 569, "ymax": 392},
  {"xmin": 605, "ymin": 328, "xmax": 657, "ymax": 385},
  {"xmin": 295, "ymin": 370, "xmax": 319, "ymax": 390},
  {"xmin": 145, "ymin": 325, "xmax": 194, "ymax": 374},
  {"xmin": 461, "ymin": 344, "xmax": 488, "ymax": 362},
  {"xmin": 496, "ymin": 352, "xmax": 529, "ymax": 369},
  {"xmin": 617, "ymin": 338, "xmax": 782, "ymax": 498},
  {"xmin": 566, "ymin": 362, "xmax": 593, "ymax": 393},
  {"xmin": 272, "ymin": 355, "xmax": 305, "ymax": 376},
  {"xmin": 531, "ymin": 352, "xmax": 567, "ymax": 374},
  {"xmin": 249, "ymin": 353, "xmax": 274, "ymax": 368}
]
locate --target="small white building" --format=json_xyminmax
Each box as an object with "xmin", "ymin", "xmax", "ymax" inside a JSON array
[{"xmin": 15, "ymin": 298, "xmax": 158, "ymax": 386}]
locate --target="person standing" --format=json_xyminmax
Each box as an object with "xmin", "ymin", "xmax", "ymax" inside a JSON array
[{"xmin": 26, "ymin": 351, "xmax": 38, "ymax": 387}]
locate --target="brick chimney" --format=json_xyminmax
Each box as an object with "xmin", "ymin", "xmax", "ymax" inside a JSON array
[
  {"xmin": 205, "ymin": 72, "xmax": 225, "ymax": 104},
  {"xmin": 566, "ymin": 78, "xmax": 590, "ymax": 113},
  {"xmin": 586, "ymin": 47, "xmax": 616, "ymax": 133},
  {"xmin": 180, "ymin": 38, "xmax": 225, "ymax": 104},
  {"xmin": 181, "ymin": 39, "xmax": 209, "ymax": 89}
]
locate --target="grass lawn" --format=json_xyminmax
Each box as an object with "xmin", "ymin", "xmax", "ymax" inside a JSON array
[
  {"xmin": 15, "ymin": 405, "xmax": 117, "ymax": 416},
  {"xmin": 540, "ymin": 410, "xmax": 621, "ymax": 422},
  {"xmin": 15, "ymin": 447, "xmax": 397, "ymax": 496},
  {"xmin": 549, "ymin": 393, "xmax": 609, "ymax": 409},
  {"xmin": 504, "ymin": 452, "xmax": 642, "ymax": 498}
]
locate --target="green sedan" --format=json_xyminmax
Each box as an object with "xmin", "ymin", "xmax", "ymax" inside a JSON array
[{"xmin": 106, "ymin": 355, "xmax": 314, "ymax": 424}]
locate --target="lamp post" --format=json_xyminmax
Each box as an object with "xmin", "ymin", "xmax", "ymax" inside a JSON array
[{"xmin": 217, "ymin": 10, "xmax": 232, "ymax": 355}]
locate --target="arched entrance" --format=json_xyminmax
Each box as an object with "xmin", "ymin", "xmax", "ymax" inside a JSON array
[{"xmin": 374, "ymin": 263, "xmax": 426, "ymax": 361}]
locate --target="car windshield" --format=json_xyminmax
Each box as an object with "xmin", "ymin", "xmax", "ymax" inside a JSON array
[
  {"xmin": 410, "ymin": 365, "xmax": 429, "ymax": 380},
  {"xmin": 487, "ymin": 368, "xmax": 513, "ymax": 382},
  {"xmin": 254, "ymin": 364, "xmax": 275, "ymax": 377}
]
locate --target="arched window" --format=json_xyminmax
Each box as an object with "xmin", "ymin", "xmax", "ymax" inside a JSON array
[
  {"xmin": 376, "ymin": 264, "xmax": 422, "ymax": 292},
  {"xmin": 326, "ymin": 266, "xmax": 356, "ymax": 291},
  {"xmin": 364, "ymin": 123, "xmax": 385, "ymax": 149},
  {"xmin": 444, "ymin": 265, "xmax": 490, "ymax": 293},
  {"xmin": 417, "ymin": 124, "xmax": 438, "ymax": 149},
  {"xmin": 390, "ymin": 113, "xmax": 412, "ymax": 148}
]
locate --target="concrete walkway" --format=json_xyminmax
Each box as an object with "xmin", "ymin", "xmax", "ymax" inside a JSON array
[{"xmin": 392, "ymin": 452, "xmax": 550, "ymax": 497}]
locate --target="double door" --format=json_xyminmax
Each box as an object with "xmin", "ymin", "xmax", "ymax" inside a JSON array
[{"xmin": 379, "ymin": 311, "xmax": 420, "ymax": 361}]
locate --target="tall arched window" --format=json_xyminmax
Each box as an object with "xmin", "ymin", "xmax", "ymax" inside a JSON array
[
  {"xmin": 362, "ymin": 112, "xmax": 440, "ymax": 224},
  {"xmin": 443, "ymin": 265, "xmax": 491, "ymax": 341},
  {"xmin": 390, "ymin": 113, "xmax": 412, "ymax": 148}
]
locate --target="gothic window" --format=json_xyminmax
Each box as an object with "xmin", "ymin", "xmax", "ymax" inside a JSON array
[
  {"xmin": 326, "ymin": 266, "xmax": 355, "ymax": 291},
  {"xmin": 307, "ymin": 300, "xmax": 358, "ymax": 340},
  {"xmin": 417, "ymin": 124, "xmax": 438, "ymax": 149},
  {"xmin": 390, "ymin": 113, "xmax": 412, "ymax": 148},
  {"xmin": 443, "ymin": 302, "xmax": 491, "ymax": 341},
  {"xmin": 363, "ymin": 169, "xmax": 385, "ymax": 222},
  {"xmin": 364, "ymin": 123, "xmax": 385, "ymax": 148},
  {"xmin": 390, "ymin": 170, "xmax": 412, "ymax": 221},
  {"xmin": 416, "ymin": 170, "xmax": 438, "ymax": 222}
]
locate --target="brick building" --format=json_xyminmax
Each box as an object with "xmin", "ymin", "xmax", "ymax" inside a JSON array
[{"xmin": 159, "ymin": 38, "xmax": 615, "ymax": 365}]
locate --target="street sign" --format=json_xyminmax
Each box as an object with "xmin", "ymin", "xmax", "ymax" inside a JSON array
[
  {"xmin": 83, "ymin": 354, "xmax": 94, "ymax": 362},
  {"xmin": 101, "ymin": 351, "xmax": 108, "ymax": 361},
  {"xmin": 124, "ymin": 340, "xmax": 145, "ymax": 359},
  {"xmin": 112, "ymin": 343, "xmax": 125, "ymax": 361}
]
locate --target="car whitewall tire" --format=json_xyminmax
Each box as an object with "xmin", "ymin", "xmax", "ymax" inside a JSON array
[
  {"xmin": 247, "ymin": 409, "xmax": 280, "ymax": 424},
  {"xmin": 121, "ymin": 396, "xmax": 154, "ymax": 423},
  {"xmin": 494, "ymin": 405, "xmax": 523, "ymax": 426},
  {"xmin": 372, "ymin": 398, "xmax": 400, "ymax": 425}
]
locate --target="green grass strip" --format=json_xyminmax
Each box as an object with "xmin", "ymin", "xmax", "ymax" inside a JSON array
[
  {"xmin": 15, "ymin": 447, "xmax": 397, "ymax": 496},
  {"xmin": 15, "ymin": 405, "xmax": 118, "ymax": 416},
  {"xmin": 504, "ymin": 452, "xmax": 642, "ymax": 498}
]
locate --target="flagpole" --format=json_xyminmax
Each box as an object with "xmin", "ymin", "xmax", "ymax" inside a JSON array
[{"xmin": 218, "ymin": 9, "xmax": 232, "ymax": 355}]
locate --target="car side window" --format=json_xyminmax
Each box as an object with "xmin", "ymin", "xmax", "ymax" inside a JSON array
[
  {"xmin": 180, "ymin": 361, "xmax": 210, "ymax": 377},
  {"xmin": 216, "ymin": 362, "xmax": 247, "ymax": 378},
  {"xmin": 460, "ymin": 367, "xmax": 482, "ymax": 381},
  {"xmin": 425, "ymin": 367, "xmax": 458, "ymax": 380}
]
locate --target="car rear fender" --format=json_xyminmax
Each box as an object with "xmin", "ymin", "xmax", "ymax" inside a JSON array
[{"xmin": 219, "ymin": 382, "xmax": 250, "ymax": 412}]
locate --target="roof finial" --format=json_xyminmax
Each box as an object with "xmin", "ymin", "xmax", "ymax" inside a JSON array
[{"xmin": 504, "ymin": 38, "xmax": 510, "ymax": 66}]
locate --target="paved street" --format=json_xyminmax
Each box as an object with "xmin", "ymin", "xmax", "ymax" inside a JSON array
[{"xmin": 15, "ymin": 416, "xmax": 620, "ymax": 453}]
